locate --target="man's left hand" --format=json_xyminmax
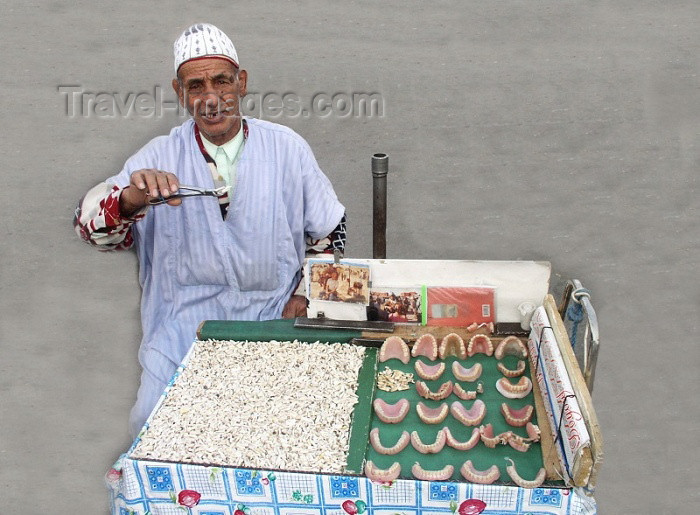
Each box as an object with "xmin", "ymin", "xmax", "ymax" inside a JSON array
[{"xmin": 282, "ymin": 295, "xmax": 307, "ymax": 319}]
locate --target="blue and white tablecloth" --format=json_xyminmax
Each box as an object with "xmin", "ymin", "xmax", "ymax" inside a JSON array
[{"xmin": 107, "ymin": 455, "xmax": 596, "ymax": 514}]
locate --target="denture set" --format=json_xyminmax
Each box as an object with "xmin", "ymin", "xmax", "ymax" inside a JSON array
[{"xmin": 366, "ymin": 332, "xmax": 546, "ymax": 488}]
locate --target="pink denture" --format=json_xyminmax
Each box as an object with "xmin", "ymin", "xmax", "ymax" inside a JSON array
[
  {"xmin": 373, "ymin": 398, "xmax": 410, "ymax": 423},
  {"xmin": 439, "ymin": 333, "xmax": 466, "ymax": 359},
  {"xmin": 416, "ymin": 380, "xmax": 453, "ymax": 401},
  {"xmin": 467, "ymin": 334, "xmax": 493, "ymax": 357},
  {"xmin": 443, "ymin": 426, "xmax": 480, "ymax": 450},
  {"xmin": 460, "ymin": 460, "xmax": 500, "ymax": 485},
  {"xmin": 526, "ymin": 422, "xmax": 541, "ymax": 442},
  {"xmin": 365, "ymin": 460, "xmax": 401, "ymax": 482},
  {"xmin": 411, "ymin": 334, "xmax": 438, "ymax": 361},
  {"xmin": 379, "ymin": 336, "xmax": 410, "ymax": 364},
  {"xmin": 479, "ymin": 423, "xmax": 512, "ymax": 448},
  {"xmin": 410, "ymin": 428, "xmax": 447, "ymax": 454},
  {"xmin": 416, "ymin": 401, "xmax": 449, "ymax": 424},
  {"xmin": 369, "ymin": 428, "xmax": 410, "ymax": 455},
  {"xmin": 497, "ymin": 360, "xmax": 526, "ymax": 378},
  {"xmin": 453, "ymin": 382, "xmax": 483, "ymax": 400},
  {"xmin": 450, "ymin": 399, "xmax": 487, "ymax": 426},
  {"xmin": 452, "ymin": 361, "xmax": 482, "ymax": 382},
  {"xmin": 415, "ymin": 360, "xmax": 445, "ymax": 380},
  {"xmin": 495, "ymin": 376, "xmax": 533, "ymax": 399},
  {"xmin": 501, "ymin": 403, "xmax": 534, "ymax": 427},
  {"xmin": 495, "ymin": 336, "xmax": 528, "ymax": 360},
  {"xmin": 411, "ymin": 462, "xmax": 454, "ymax": 481}
]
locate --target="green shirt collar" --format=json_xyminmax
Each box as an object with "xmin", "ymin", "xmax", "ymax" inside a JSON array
[{"xmin": 200, "ymin": 124, "xmax": 244, "ymax": 163}]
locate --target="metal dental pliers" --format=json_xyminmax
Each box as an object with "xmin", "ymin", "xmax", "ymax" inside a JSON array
[{"xmin": 147, "ymin": 184, "xmax": 230, "ymax": 205}]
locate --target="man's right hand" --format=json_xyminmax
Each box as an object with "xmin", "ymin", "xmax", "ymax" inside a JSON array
[{"xmin": 120, "ymin": 169, "xmax": 182, "ymax": 216}]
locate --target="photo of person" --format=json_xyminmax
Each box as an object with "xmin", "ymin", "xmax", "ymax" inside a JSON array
[
  {"xmin": 308, "ymin": 262, "xmax": 370, "ymax": 304},
  {"xmin": 368, "ymin": 288, "xmax": 422, "ymax": 323}
]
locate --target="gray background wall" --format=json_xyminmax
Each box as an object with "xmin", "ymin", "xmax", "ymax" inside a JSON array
[{"xmin": 1, "ymin": 1, "xmax": 698, "ymax": 513}]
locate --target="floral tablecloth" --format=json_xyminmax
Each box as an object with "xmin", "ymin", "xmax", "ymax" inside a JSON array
[{"xmin": 107, "ymin": 455, "xmax": 596, "ymax": 514}]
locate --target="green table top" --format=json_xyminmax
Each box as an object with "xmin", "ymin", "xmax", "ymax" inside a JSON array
[
  {"xmin": 197, "ymin": 320, "xmax": 550, "ymax": 486},
  {"xmin": 198, "ymin": 319, "xmax": 362, "ymax": 343}
]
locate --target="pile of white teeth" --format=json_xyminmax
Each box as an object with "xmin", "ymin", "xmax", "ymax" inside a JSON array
[{"xmin": 131, "ymin": 339, "xmax": 366, "ymax": 473}]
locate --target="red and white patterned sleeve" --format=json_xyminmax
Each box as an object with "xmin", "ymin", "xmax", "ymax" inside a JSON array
[
  {"xmin": 73, "ymin": 182, "xmax": 148, "ymax": 251},
  {"xmin": 305, "ymin": 213, "xmax": 347, "ymax": 257}
]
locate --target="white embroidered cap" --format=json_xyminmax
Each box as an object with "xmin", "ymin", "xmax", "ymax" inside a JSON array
[{"xmin": 173, "ymin": 23, "xmax": 239, "ymax": 72}]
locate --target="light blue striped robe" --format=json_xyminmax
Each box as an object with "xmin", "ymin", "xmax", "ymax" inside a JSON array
[{"xmin": 106, "ymin": 118, "xmax": 343, "ymax": 431}]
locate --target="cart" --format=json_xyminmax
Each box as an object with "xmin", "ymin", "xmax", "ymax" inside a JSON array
[{"xmin": 106, "ymin": 155, "xmax": 603, "ymax": 515}]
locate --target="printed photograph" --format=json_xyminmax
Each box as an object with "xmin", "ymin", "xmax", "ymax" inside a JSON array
[
  {"xmin": 368, "ymin": 287, "xmax": 422, "ymax": 323},
  {"xmin": 308, "ymin": 261, "xmax": 371, "ymax": 304}
]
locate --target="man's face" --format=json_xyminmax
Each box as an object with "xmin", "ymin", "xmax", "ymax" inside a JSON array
[{"xmin": 173, "ymin": 58, "xmax": 248, "ymax": 145}]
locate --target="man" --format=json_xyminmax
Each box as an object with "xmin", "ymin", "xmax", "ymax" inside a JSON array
[{"xmin": 75, "ymin": 23, "xmax": 346, "ymax": 438}]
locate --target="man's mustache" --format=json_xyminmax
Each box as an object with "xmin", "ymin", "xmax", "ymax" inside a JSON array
[{"xmin": 191, "ymin": 98, "xmax": 240, "ymax": 115}]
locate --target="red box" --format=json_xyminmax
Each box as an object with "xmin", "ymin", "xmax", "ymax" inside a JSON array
[{"xmin": 426, "ymin": 286, "xmax": 495, "ymax": 326}]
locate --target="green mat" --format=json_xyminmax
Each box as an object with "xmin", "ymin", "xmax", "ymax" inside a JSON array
[
  {"xmin": 364, "ymin": 353, "xmax": 545, "ymax": 484},
  {"xmin": 198, "ymin": 319, "xmax": 361, "ymax": 343},
  {"xmin": 345, "ymin": 347, "xmax": 378, "ymax": 474}
]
